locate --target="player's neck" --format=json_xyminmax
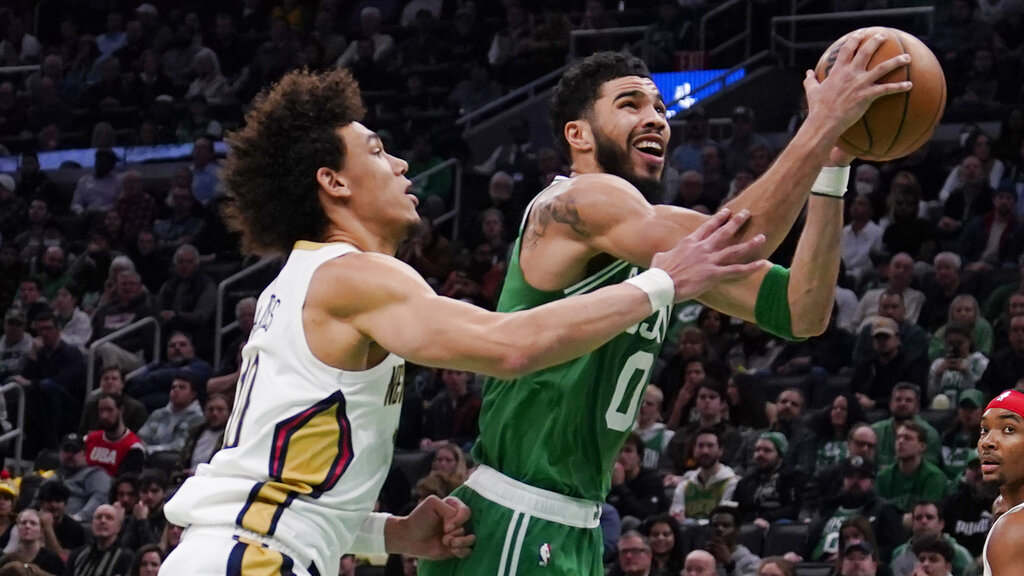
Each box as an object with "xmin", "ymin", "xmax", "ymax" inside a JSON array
[{"xmin": 1001, "ymin": 482, "xmax": 1024, "ymax": 508}]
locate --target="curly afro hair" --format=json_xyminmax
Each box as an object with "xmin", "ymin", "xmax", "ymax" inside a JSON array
[
  {"xmin": 548, "ymin": 51, "xmax": 651, "ymax": 158},
  {"xmin": 223, "ymin": 68, "xmax": 366, "ymax": 255}
]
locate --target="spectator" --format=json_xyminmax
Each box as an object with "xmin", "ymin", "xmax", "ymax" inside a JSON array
[
  {"xmin": 608, "ymin": 433, "xmax": 668, "ymax": 521},
  {"xmin": 910, "ymin": 537, "xmax": 956, "ymax": 576},
  {"xmin": 115, "ymin": 171, "xmax": 155, "ymax": 243},
  {"xmin": 70, "ymin": 149, "xmax": 120, "ymax": 216},
  {"xmin": 743, "ymin": 388, "xmax": 816, "ymax": 475},
  {"xmin": 634, "ymin": 386, "xmax": 674, "ymax": 470},
  {"xmin": 872, "ymin": 383, "xmax": 943, "ymax": 468},
  {"xmin": 723, "ymin": 106, "xmax": 770, "ymax": 177},
  {"xmin": 95, "ymin": 11, "xmax": 126, "ymax": 62},
  {"xmin": 614, "ymin": 530, "xmax": 653, "ymax": 576},
  {"xmin": 188, "ymin": 137, "xmax": 222, "ymax": 206},
  {"xmin": 978, "ymin": 314, "xmax": 1024, "ymax": 399},
  {"xmin": 853, "ymin": 253, "xmax": 926, "ymax": 327},
  {"xmin": 80, "ymin": 366, "xmax": 147, "ymax": 436},
  {"xmin": 802, "ymin": 424, "xmax": 879, "ymax": 520},
  {"xmin": 939, "ymin": 389, "xmax": 984, "ymax": 481},
  {"xmin": 841, "ymin": 193, "xmax": 883, "ymax": 287},
  {"xmin": 0, "ymin": 479, "xmax": 15, "ymax": 550},
  {"xmin": 851, "ymin": 316, "xmax": 929, "ymax": 410},
  {"xmin": 128, "ymin": 543, "xmax": 163, "ymax": 576},
  {"xmin": 889, "ymin": 501, "xmax": 973, "ymax": 576},
  {"xmin": 807, "ymin": 392, "xmax": 868, "ymax": 473},
  {"xmin": 127, "ymin": 331, "xmax": 212, "ymax": 412},
  {"xmin": 927, "ymin": 322, "xmax": 989, "ymax": 405},
  {"xmin": 919, "ymin": 252, "xmax": 968, "ymax": 332},
  {"xmin": 89, "ymin": 270, "xmax": 157, "ymax": 374},
  {"xmin": 12, "ymin": 312, "xmax": 86, "ymax": 450},
  {"xmin": 137, "ymin": 373, "xmax": 204, "ymax": 459},
  {"xmin": 641, "ymin": 515, "xmax": 685, "ymax": 576},
  {"xmin": 128, "ymin": 230, "xmax": 169, "ymax": 295},
  {"xmin": 429, "ymin": 442, "xmax": 468, "ymax": 485},
  {"xmin": 447, "ymin": 60, "xmax": 503, "ymax": 115},
  {"xmin": 756, "ymin": 557, "xmax": 794, "ymax": 576},
  {"xmin": 838, "ymin": 541, "xmax": 878, "ymax": 576},
  {"xmin": 119, "ymin": 470, "xmax": 167, "ymax": 551},
  {"xmin": 179, "ymin": 393, "xmax": 229, "ymax": 477},
  {"xmin": 35, "ymin": 480, "xmax": 86, "ymax": 562},
  {"xmin": 959, "ymin": 183, "xmax": 1019, "ymax": 272},
  {"xmin": 0, "ymin": 174, "xmax": 25, "ymax": 247},
  {"xmin": 152, "ymin": 188, "xmax": 203, "ymax": 253},
  {"xmin": 14, "ymin": 199, "xmax": 58, "ymax": 265},
  {"xmin": 665, "ymin": 380, "xmax": 744, "ymax": 474},
  {"xmin": 54, "ymin": 434, "xmax": 111, "ymax": 523},
  {"xmin": 37, "ymin": 246, "xmax": 72, "ymax": 302},
  {"xmin": 874, "ymin": 421, "xmax": 949, "ymax": 512},
  {"xmin": 420, "ymin": 369, "xmax": 481, "ymax": 451},
  {"xmin": 335, "ymin": 7, "xmax": 394, "ymax": 68},
  {"xmin": 852, "ymin": 290, "xmax": 930, "ymax": 366},
  {"xmin": 669, "ymin": 429, "xmax": 739, "ymax": 524},
  {"xmin": 807, "ymin": 456, "xmax": 906, "ymax": 562},
  {"xmin": 734, "ymin": 432, "xmax": 805, "ymax": 527},
  {"xmin": 706, "ymin": 506, "xmax": 760, "ymax": 576},
  {"xmin": 84, "ymin": 393, "xmax": 146, "ymax": 477},
  {"xmin": 683, "ymin": 550, "xmax": 719, "ymax": 576},
  {"xmin": 942, "ymin": 452, "xmax": 995, "ymax": 557},
  {"xmin": 10, "ymin": 277, "xmax": 49, "ymax": 324},
  {"xmin": 0, "ymin": 310, "xmax": 31, "ymax": 382},
  {"xmin": 184, "ymin": 50, "xmax": 230, "ymax": 108},
  {"xmin": 669, "ymin": 106, "xmax": 716, "ymax": 174},
  {"xmin": 0, "ymin": 15, "xmax": 42, "ymax": 66},
  {"xmin": 0, "ymin": 510, "xmax": 64, "ymax": 574},
  {"xmin": 63, "ymin": 504, "xmax": 134, "ymax": 576},
  {"xmin": 156, "ymin": 245, "xmax": 217, "ymax": 359},
  {"xmin": 51, "ymin": 284, "xmax": 91, "ymax": 352}
]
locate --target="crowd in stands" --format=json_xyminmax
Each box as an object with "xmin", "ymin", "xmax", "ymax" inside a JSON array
[{"xmin": 0, "ymin": 0, "xmax": 1023, "ymax": 575}]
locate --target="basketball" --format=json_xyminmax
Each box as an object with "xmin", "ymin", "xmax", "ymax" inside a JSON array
[{"xmin": 814, "ymin": 26, "xmax": 946, "ymax": 162}]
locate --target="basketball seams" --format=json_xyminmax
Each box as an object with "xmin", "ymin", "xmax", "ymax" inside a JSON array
[{"xmin": 877, "ymin": 34, "xmax": 911, "ymax": 159}]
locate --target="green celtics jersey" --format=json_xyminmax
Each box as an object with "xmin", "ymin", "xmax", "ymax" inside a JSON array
[{"xmin": 472, "ymin": 185, "xmax": 671, "ymax": 502}]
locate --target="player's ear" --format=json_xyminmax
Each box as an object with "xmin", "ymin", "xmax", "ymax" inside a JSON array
[
  {"xmin": 564, "ymin": 119, "xmax": 593, "ymax": 154},
  {"xmin": 317, "ymin": 167, "xmax": 351, "ymax": 199}
]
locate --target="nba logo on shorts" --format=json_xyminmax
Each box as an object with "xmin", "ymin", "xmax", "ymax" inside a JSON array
[{"xmin": 538, "ymin": 543, "xmax": 551, "ymax": 567}]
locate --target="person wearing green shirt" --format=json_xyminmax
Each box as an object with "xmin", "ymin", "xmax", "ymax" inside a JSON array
[
  {"xmin": 876, "ymin": 421, "xmax": 949, "ymax": 512},
  {"xmin": 872, "ymin": 383, "xmax": 943, "ymax": 468}
]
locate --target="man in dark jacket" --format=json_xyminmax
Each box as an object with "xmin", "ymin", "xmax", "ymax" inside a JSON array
[
  {"xmin": 607, "ymin": 433, "xmax": 668, "ymax": 521},
  {"xmin": 734, "ymin": 432, "xmax": 805, "ymax": 526}
]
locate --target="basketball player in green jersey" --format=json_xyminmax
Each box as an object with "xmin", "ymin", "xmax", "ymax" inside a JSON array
[{"xmin": 421, "ymin": 35, "xmax": 913, "ymax": 576}]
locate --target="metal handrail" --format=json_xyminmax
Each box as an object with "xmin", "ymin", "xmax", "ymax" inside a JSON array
[
  {"xmin": 456, "ymin": 66, "xmax": 567, "ymax": 131},
  {"xmin": 213, "ymin": 257, "xmax": 281, "ymax": 368},
  {"xmin": 0, "ymin": 381, "xmax": 25, "ymax": 475},
  {"xmin": 569, "ymin": 25, "xmax": 654, "ymax": 61},
  {"xmin": 410, "ymin": 158, "xmax": 463, "ymax": 241},
  {"xmin": 0, "ymin": 65, "xmax": 40, "ymax": 76},
  {"xmin": 86, "ymin": 316, "xmax": 161, "ymax": 404},
  {"xmin": 700, "ymin": 0, "xmax": 753, "ymax": 62},
  {"xmin": 770, "ymin": 6, "xmax": 935, "ymax": 66}
]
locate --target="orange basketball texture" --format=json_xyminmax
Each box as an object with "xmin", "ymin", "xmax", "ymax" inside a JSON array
[{"xmin": 814, "ymin": 26, "xmax": 946, "ymax": 162}]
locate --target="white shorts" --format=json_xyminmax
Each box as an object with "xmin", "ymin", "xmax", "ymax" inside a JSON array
[{"xmin": 159, "ymin": 526, "xmax": 320, "ymax": 576}]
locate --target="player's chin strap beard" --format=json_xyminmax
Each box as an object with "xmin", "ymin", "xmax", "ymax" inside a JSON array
[{"xmin": 593, "ymin": 136, "xmax": 662, "ymax": 203}]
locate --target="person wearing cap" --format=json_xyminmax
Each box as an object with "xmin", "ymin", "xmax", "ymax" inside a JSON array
[
  {"xmin": 807, "ymin": 455, "xmax": 906, "ymax": 562},
  {"xmin": 889, "ymin": 501, "xmax": 973, "ymax": 576},
  {"xmin": 0, "ymin": 308, "xmax": 31, "ymax": 381},
  {"xmin": 838, "ymin": 540, "xmax": 878, "ymax": 576},
  {"xmin": 722, "ymin": 106, "xmax": 769, "ymax": 178},
  {"xmin": 940, "ymin": 388, "xmax": 985, "ymax": 480},
  {"xmin": 851, "ymin": 316, "xmax": 929, "ymax": 410},
  {"xmin": 55, "ymin": 433, "xmax": 111, "ymax": 524},
  {"xmin": 852, "ymin": 287, "xmax": 931, "ymax": 370},
  {"xmin": 0, "ymin": 475, "xmax": 16, "ymax": 550},
  {"xmin": 0, "ymin": 172, "xmax": 25, "ymax": 243},
  {"xmin": 800, "ymin": 424, "xmax": 879, "ymax": 521},
  {"xmin": 978, "ymin": 313, "xmax": 1024, "ymax": 400},
  {"xmin": 960, "ymin": 182, "xmax": 1019, "ymax": 273},
  {"xmin": 979, "ymin": 389, "xmax": 1024, "ymax": 575},
  {"xmin": 734, "ymin": 432, "xmax": 805, "ymax": 528}
]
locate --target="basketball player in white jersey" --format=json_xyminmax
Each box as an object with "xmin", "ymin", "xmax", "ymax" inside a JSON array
[
  {"xmin": 158, "ymin": 68, "xmax": 770, "ymax": 576},
  {"xmin": 978, "ymin": 389, "xmax": 1024, "ymax": 576}
]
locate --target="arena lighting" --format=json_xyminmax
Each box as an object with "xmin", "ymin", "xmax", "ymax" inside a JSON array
[{"xmin": 651, "ymin": 68, "xmax": 746, "ymax": 119}]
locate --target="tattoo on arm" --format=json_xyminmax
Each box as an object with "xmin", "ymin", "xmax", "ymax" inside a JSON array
[{"xmin": 524, "ymin": 195, "xmax": 587, "ymax": 248}]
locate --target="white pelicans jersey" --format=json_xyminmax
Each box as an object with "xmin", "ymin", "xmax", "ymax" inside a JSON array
[
  {"xmin": 983, "ymin": 500, "xmax": 1024, "ymax": 576},
  {"xmin": 164, "ymin": 241, "xmax": 406, "ymax": 575}
]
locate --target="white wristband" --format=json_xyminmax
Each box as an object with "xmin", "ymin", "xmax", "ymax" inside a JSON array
[
  {"xmin": 810, "ymin": 165, "xmax": 851, "ymax": 198},
  {"xmin": 625, "ymin": 268, "xmax": 674, "ymax": 312}
]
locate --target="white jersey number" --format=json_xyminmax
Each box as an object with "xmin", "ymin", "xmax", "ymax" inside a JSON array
[{"xmin": 605, "ymin": 350, "xmax": 654, "ymax": 431}]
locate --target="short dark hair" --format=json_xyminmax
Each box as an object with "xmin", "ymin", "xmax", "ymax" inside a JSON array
[
  {"xmin": 138, "ymin": 469, "xmax": 168, "ymax": 491},
  {"xmin": 912, "ymin": 535, "xmax": 954, "ymax": 563},
  {"xmin": 897, "ymin": 419, "xmax": 926, "ymax": 442},
  {"xmin": 913, "ymin": 500, "xmax": 944, "ymax": 520},
  {"xmin": 548, "ymin": 51, "xmax": 651, "ymax": 157},
  {"xmin": 622, "ymin": 432, "xmax": 644, "ymax": 456},
  {"xmin": 37, "ymin": 479, "xmax": 71, "ymax": 503},
  {"xmin": 695, "ymin": 428, "xmax": 721, "ymax": 445},
  {"xmin": 223, "ymin": 68, "xmax": 366, "ymax": 255},
  {"xmin": 98, "ymin": 392, "xmax": 124, "ymax": 409},
  {"xmin": 893, "ymin": 382, "xmax": 922, "ymax": 400},
  {"xmin": 709, "ymin": 505, "xmax": 740, "ymax": 525}
]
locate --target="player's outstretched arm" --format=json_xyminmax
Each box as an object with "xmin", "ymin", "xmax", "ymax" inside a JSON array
[
  {"xmin": 666, "ymin": 31, "xmax": 912, "ymax": 258},
  {"xmin": 385, "ymin": 496, "xmax": 475, "ymax": 560},
  {"xmin": 308, "ymin": 209, "xmax": 765, "ymax": 379}
]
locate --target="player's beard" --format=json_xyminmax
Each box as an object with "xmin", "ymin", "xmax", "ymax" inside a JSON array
[{"xmin": 593, "ymin": 127, "xmax": 663, "ymax": 203}]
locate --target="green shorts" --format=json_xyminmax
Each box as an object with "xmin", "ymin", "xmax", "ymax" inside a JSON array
[{"xmin": 419, "ymin": 468, "xmax": 604, "ymax": 576}]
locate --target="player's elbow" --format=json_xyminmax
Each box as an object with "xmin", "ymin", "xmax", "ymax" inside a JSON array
[
  {"xmin": 492, "ymin": 349, "xmax": 535, "ymax": 380},
  {"xmin": 790, "ymin": 306, "xmax": 830, "ymax": 338}
]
